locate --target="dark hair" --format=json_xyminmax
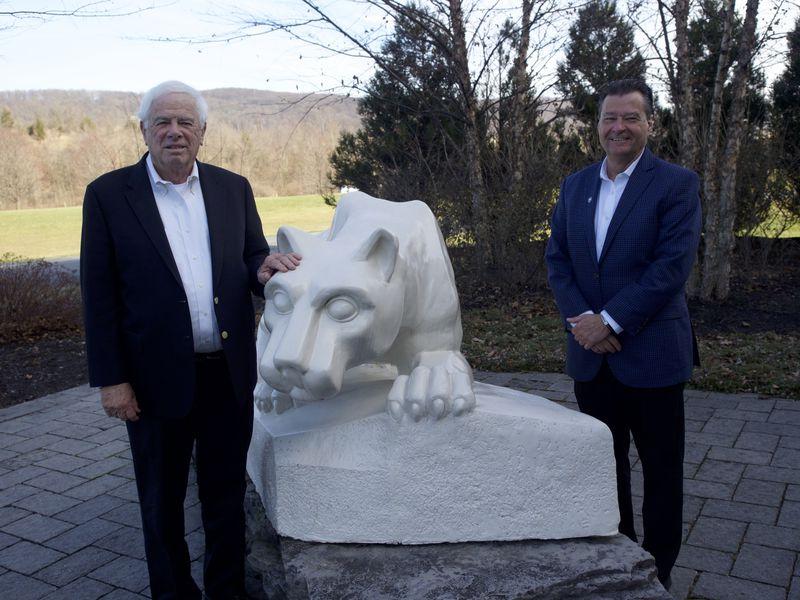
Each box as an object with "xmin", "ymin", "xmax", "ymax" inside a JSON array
[{"xmin": 598, "ymin": 79, "xmax": 654, "ymax": 118}]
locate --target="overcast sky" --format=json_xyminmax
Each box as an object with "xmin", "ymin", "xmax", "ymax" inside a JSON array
[
  {"xmin": 0, "ymin": 1, "xmax": 796, "ymax": 95},
  {"xmin": 0, "ymin": 0, "xmax": 377, "ymax": 93}
]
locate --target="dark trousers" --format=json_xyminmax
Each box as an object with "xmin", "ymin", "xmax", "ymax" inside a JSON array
[
  {"xmin": 574, "ymin": 360, "xmax": 685, "ymax": 582},
  {"xmin": 127, "ymin": 355, "xmax": 254, "ymax": 600}
]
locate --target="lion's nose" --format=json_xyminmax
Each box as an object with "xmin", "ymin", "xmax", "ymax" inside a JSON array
[
  {"xmin": 273, "ymin": 350, "xmax": 308, "ymax": 375},
  {"xmin": 272, "ymin": 307, "xmax": 320, "ymax": 371},
  {"xmin": 273, "ymin": 328, "xmax": 313, "ymax": 374}
]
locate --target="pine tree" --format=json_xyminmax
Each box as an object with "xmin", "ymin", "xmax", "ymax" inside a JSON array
[{"xmin": 329, "ymin": 8, "xmax": 464, "ymax": 210}]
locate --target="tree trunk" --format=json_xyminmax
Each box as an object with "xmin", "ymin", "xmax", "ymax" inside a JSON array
[
  {"xmin": 508, "ymin": 0, "xmax": 532, "ymax": 190},
  {"xmin": 699, "ymin": 0, "xmax": 737, "ymax": 300},
  {"xmin": 492, "ymin": 0, "xmax": 533, "ymax": 284},
  {"xmin": 671, "ymin": 0, "xmax": 705, "ymax": 297},
  {"xmin": 701, "ymin": 0, "xmax": 760, "ymax": 300},
  {"xmin": 448, "ymin": 0, "xmax": 488, "ymax": 265},
  {"xmin": 673, "ymin": 0, "xmax": 700, "ymax": 172}
]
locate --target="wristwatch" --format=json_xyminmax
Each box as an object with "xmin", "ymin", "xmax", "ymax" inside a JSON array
[{"xmin": 600, "ymin": 313, "xmax": 615, "ymax": 334}]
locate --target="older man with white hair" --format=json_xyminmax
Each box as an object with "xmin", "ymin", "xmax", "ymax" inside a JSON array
[{"xmin": 81, "ymin": 81, "xmax": 300, "ymax": 600}]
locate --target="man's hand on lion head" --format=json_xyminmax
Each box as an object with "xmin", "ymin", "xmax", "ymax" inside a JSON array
[{"xmin": 257, "ymin": 252, "xmax": 302, "ymax": 285}]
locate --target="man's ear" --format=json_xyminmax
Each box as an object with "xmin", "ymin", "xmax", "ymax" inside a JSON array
[{"xmin": 353, "ymin": 228, "xmax": 398, "ymax": 282}]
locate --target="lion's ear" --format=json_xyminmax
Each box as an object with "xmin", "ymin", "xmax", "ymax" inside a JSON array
[
  {"xmin": 353, "ymin": 228, "xmax": 398, "ymax": 282},
  {"xmin": 277, "ymin": 226, "xmax": 317, "ymax": 255}
]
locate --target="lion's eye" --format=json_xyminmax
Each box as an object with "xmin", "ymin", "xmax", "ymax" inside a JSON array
[
  {"xmin": 271, "ymin": 290, "xmax": 293, "ymax": 314},
  {"xmin": 325, "ymin": 297, "xmax": 358, "ymax": 322}
]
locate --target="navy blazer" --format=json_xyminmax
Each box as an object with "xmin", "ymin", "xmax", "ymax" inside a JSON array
[
  {"xmin": 545, "ymin": 148, "xmax": 701, "ymax": 387},
  {"xmin": 80, "ymin": 155, "xmax": 269, "ymax": 418}
]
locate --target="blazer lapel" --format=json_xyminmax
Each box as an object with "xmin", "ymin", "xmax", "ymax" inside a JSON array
[
  {"xmin": 124, "ymin": 156, "xmax": 183, "ymax": 286},
  {"xmin": 598, "ymin": 148, "xmax": 657, "ymax": 263},
  {"xmin": 198, "ymin": 162, "xmax": 225, "ymax": 289},
  {"xmin": 583, "ymin": 165, "xmax": 602, "ymax": 266}
]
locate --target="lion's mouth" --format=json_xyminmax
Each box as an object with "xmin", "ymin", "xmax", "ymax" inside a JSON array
[
  {"xmin": 265, "ymin": 363, "xmax": 399, "ymax": 405},
  {"xmin": 274, "ymin": 368, "xmax": 340, "ymax": 400},
  {"xmin": 279, "ymin": 367, "xmax": 306, "ymax": 390}
]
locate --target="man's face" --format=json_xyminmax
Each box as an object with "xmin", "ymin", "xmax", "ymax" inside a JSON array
[
  {"xmin": 140, "ymin": 92, "xmax": 205, "ymax": 182},
  {"xmin": 597, "ymin": 92, "xmax": 652, "ymax": 167}
]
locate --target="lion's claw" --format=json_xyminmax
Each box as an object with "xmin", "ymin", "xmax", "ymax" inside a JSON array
[{"xmin": 386, "ymin": 352, "xmax": 475, "ymax": 422}]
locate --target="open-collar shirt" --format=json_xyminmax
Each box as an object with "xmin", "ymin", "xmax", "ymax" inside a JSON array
[
  {"xmin": 145, "ymin": 155, "xmax": 221, "ymax": 352},
  {"xmin": 592, "ymin": 149, "xmax": 645, "ymax": 333}
]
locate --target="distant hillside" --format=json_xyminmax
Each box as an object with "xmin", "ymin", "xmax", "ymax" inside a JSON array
[
  {"xmin": 0, "ymin": 88, "xmax": 360, "ymax": 132},
  {"xmin": 0, "ymin": 88, "xmax": 361, "ymax": 209}
]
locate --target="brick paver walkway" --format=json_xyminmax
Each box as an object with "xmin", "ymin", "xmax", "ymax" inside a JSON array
[{"xmin": 0, "ymin": 373, "xmax": 797, "ymax": 599}]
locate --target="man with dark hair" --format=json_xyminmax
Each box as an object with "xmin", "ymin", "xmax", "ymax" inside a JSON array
[
  {"xmin": 81, "ymin": 80, "xmax": 300, "ymax": 599},
  {"xmin": 545, "ymin": 78, "xmax": 701, "ymax": 588},
  {"xmin": 599, "ymin": 78, "xmax": 654, "ymax": 117}
]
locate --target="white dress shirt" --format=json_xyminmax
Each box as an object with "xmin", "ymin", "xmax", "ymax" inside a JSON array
[
  {"xmin": 593, "ymin": 150, "xmax": 645, "ymax": 334},
  {"xmin": 146, "ymin": 155, "xmax": 221, "ymax": 352}
]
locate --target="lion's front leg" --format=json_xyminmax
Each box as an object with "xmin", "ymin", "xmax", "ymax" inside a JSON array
[
  {"xmin": 254, "ymin": 314, "xmax": 273, "ymax": 413},
  {"xmin": 387, "ymin": 351, "xmax": 476, "ymax": 422},
  {"xmin": 254, "ymin": 314, "xmax": 296, "ymax": 415}
]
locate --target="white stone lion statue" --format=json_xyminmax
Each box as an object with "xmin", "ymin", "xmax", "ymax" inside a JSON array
[
  {"xmin": 247, "ymin": 191, "xmax": 618, "ymax": 545},
  {"xmin": 254, "ymin": 191, "xmax": 476, "ymax": 422}
]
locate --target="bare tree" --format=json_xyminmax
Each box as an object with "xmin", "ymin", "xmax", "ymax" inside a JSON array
[
  {"xmin": 0, "ymin": 88, "xmax": 357, "ymax": 208},
  {"xmin": 506, "ymin": 0, "xmax": 534, "ymax": 193},
  {"xmin": 704, "ymin": 0, "xmax": 761, "ymax": 300},
  {"xmin": 672, "ymin": 0, "xmax": 701, "ymax": 169},
  {"xmin": 698, "ymin": 0, "xmax": 737, "ymax": 297},
  {"xmin": 210, "ymin": 0, "xmax": 570, "ymax": 282},
  {"xmin": 646, "ymin": 0, "xmax": 785, "ymax": 300},
  {"xmin": 0, "ymin": 1, "xmax": 151, "ymax": 18},
  {"xmin": 0, "ymin": 129, "xmax": 37, "ymax": 209},
  {"xmin": 0, "ymin": 1, "xmax": 154, "ymax": 32}
]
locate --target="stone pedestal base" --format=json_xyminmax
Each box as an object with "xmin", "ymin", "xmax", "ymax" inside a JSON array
[
  {"xmin": 247, "ymin": 382, "xmax": 619, "ymax": 543},
  {"xmin": 244, "ymin": 482, "xmax": 671, "ymax": 600}
]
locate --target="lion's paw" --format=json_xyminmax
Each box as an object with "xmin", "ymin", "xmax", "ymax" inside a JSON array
[
  {"xmin": 254, "ymin": 381, "xmax": 273, "ymax": 413},
  {"xmin": 254, "ymin": 385, "xmax": 293, "ymax": 415},
  {"xmin": 387, "ymin": 362, "xmax": 475, "ymax": 423}
]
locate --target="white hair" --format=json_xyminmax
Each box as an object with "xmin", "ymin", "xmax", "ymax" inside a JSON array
[{"xmin": 137, "ymin": 80, "xmax": 208, "ymax": 126}]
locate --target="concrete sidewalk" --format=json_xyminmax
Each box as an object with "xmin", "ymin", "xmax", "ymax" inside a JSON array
[{"xmin": 0, "ymin": 373, "xmax": 797, "ymax": 599}]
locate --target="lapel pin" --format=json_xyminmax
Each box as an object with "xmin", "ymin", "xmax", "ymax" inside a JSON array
[{"xmin": 587, "ymin": 196, "xmax": 593, "ymax": 204}]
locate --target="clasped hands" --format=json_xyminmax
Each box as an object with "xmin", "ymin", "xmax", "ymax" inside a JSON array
[
  {"xmin": 567, "ymin": 313, "xmax": 621, "ymax": 354},
  {"xmin": 257, "ymin": 252, "xmax": 302, "ymax": 285}
]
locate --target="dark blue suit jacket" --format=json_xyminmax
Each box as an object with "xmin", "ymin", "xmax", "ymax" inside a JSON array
[
  {"xmin": 80, "ymin": 155, "xmax": 269, "ymax": 417},
  {"xmin": 545, "ymin": 148, "xmax": 701, "ymax": 387}
]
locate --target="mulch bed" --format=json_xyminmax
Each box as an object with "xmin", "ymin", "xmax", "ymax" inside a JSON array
[
  {"xmin": 0, "ymin": 333, "xmax": 87, "ymax": 408},
  {"xmin": 1, "ymin": 238, "xmax": 797, "ymax": 409}
]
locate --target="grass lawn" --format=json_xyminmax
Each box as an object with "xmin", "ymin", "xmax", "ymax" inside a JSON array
[
  {"xmin": 255, "ymin": 195, "xmax": 335, "ymax": 237},
  {"xmin": 462, "ymin": 302, "xmax": 800, "ymax": 399},
  {"xmin": 780, "ymin": 222, "xmax": 800, "ymax": 237},
  {"xmin": 745, "ymin": 203, "xmax": 800, "ymax": 238},
  {"xmin": 0, "ymin": 195, "xmax": 335, "ymax": 259}
]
